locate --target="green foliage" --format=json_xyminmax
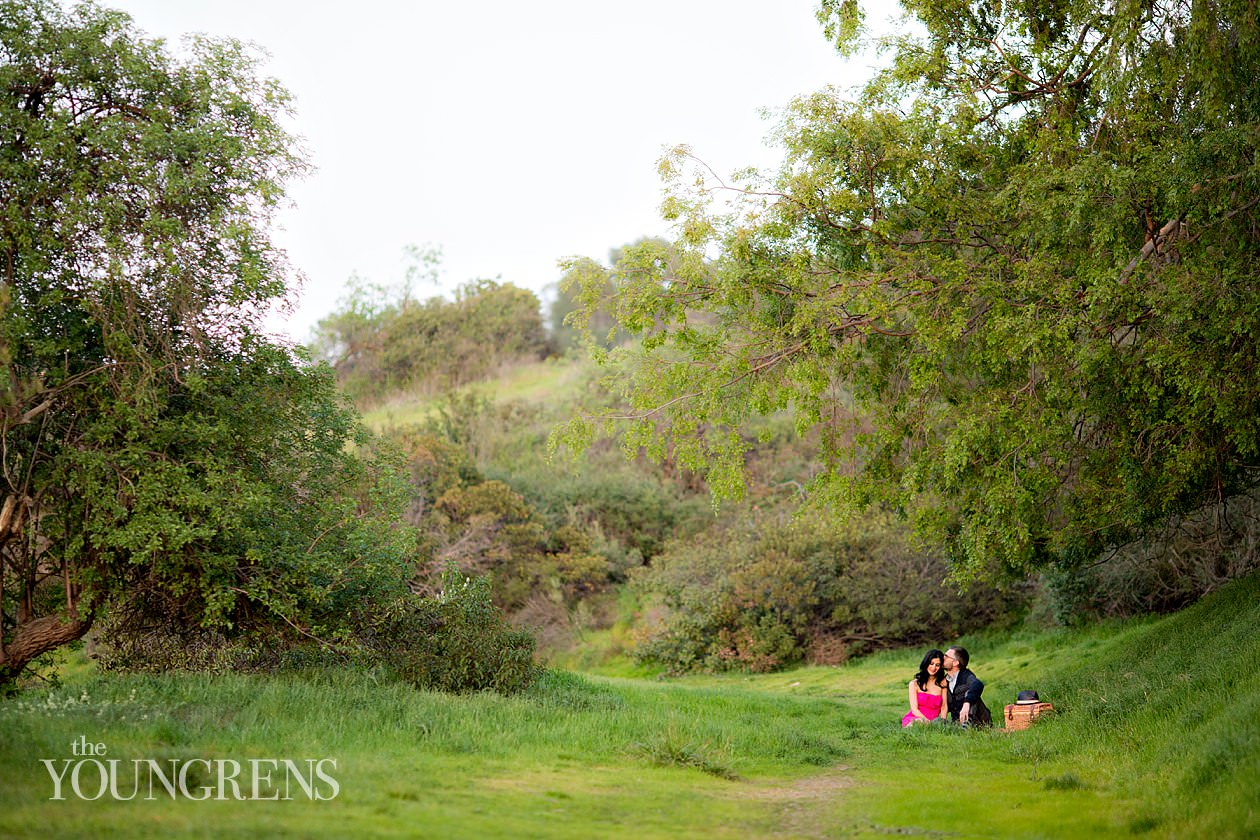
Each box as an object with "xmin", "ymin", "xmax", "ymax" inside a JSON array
[
  {"xmin": 1044, "ymin": 486, "xmax": 1260, "ymax": 623},
  {"xmin": 375, "ymin": 403, "xmax": 619, "ymax": 621},
  {"xmin": 550, "ymin": 237, "xmax": 680, "ymax": 353},
  {"xmin": 315, "ymin": 266, "xmax": 551, "ymax": 403},
  {"xmin": 505, "ymin": 458, "xmax": 710, "ymax": 571},
  {"xmin": 462, "ymin": 357, "xmax": 714, "ymax": 573},
  {"xmin": 548, "ymin": 256, "xmax": 614, "ymax": 353},
  {"xmin": 382, "ymin": 423, "xmax": 484, "ymax": 517},
  {"xmin": 99, "ymin": 561, "xmax": 541, "ymax": 696},
  {"xmin": 64, "ymin": 345, "xmax": 416, "ymax": 669},
  {"xmin": 427, "ymin": 477, "xmax": 610, "ymax": 610},
  {"xmin": 92, "ymin": 628, "xmax": 330, "ymax": 676},
  {"xmin": 6, "ymin": 577, "xmax": 1260, "ymax": 836},
  {"xmin": 561, "ymin": 0, "xmax": 1260, "ymax": 587},
  {"xmin": 0, "ymin": 1, "xmax": 424, "ymax": 682},
  {"xmin": 633, "ymin": 725, "xmax": 740, "ymax": 780},
  {"xmin": 368, "ymin": 566, "xmax": 540, "ymax": 694},
  {"xmin": 372, "ymin": 374, "xmax": 716, "ymax": 627},
  {"xmin": 632, "ymin": 509, "xmax": 1024, "ymax": 673},
  {"xmin": 815, "ymin": 0, "xmax": 864, "ymax": 56}
]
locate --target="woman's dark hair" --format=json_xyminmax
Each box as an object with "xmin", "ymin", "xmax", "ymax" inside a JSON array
[{"xmin": 915, "ymin": 649, "xmax": 946, "ymax": 690}]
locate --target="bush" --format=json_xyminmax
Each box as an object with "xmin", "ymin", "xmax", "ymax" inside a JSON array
[
  {"xmin": 632, "ymin": 508, "xmax": 1026, "ymax": 673},
  {"xmin": 317, "ymin": 279, "xmax": 550, "ymax": 403},
  {"xmin": 505, "ymin": 459, "xmax": 710, "ymax": 569},
  {"xmin": 94, "ymin": 627, "xmax": 286, "ymax": 675},
  {"xmin": 369, "ymin": 566, "xmax": 540, "ymax": 694},
  {"xmin": 419, "ymin": 478, "xmax": 610, "ymax": 610},
  {"xmin": 97, "ymin": 566, "xmax": 541, "ymax": 696},
  {"xmin": 1045, "ymin": 489, "xmax": 1260, "ymax": 624},
  {"xmin": 380, "ymin": 425, "xmax": 483, "ymax": 522}
]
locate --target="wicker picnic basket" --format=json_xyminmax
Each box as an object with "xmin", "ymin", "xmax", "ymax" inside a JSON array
[{"xmin": 1003, "ymin": 701, "xmax": 1055, "ymax": 730}]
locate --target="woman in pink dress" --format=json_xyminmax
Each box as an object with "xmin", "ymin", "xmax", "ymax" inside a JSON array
[{"xmin": 901, "ymin": 648, "xmax": 948, "ymax": 727}]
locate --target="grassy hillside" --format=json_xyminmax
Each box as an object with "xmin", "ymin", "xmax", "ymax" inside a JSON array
[
  {"xmin": 2, "ymin": 571, "xmax": 1256, "ymax": 838},
  {"xmin": 358, "ymin": 356, "xmax": 588, "ymax": 431}
]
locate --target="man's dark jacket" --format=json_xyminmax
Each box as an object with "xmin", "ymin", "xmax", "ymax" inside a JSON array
[{"xmin": 947, "ymin": 668, "xmax": 992, "ymax": 727}]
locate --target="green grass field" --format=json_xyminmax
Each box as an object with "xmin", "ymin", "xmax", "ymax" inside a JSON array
[
  {"xmin": 2, "ymin": 572, "xmax": 1257, "ymax": 838},
  {"xmin": 359, "ymin": 357, "xmax": 588, "ymax": 431}
]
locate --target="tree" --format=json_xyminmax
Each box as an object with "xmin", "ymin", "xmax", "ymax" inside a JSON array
[
  {"xmin": 549, "ymin": 237, "xmax": 680, "ymax": 353},
  {"xmin": 557, "ymin": 0, "xmax": 1260, "ymax": 583},
  {"xmin": 308, "ymin": 244, "xmax": 444, "ymax": 383},
  {"xmin": 314, "ymin": 269, "xmax": 551, "ymax": 403},
  {"xmin": 0, "ymin": 1, "xmax": 410, "ymax": 682}
]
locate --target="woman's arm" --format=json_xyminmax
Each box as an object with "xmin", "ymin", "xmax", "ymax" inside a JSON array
[{"xmin": 908, "ymin": 680, "xmax": 923, "ymax": 720}]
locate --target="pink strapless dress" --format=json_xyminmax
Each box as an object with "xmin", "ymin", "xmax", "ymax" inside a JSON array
[{"xmin": 901, "ymin": 691, "xmax": 943, "ymax": 727}]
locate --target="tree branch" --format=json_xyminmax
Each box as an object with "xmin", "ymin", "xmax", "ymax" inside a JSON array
[{"xmin": 1119, "ymin": 216, "xmax": 1184, "ymax": 282}]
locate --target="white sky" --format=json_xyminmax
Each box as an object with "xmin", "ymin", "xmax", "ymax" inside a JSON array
[{"xmin": 103, "ymin": 1, "xmax": 902, "ymax": 343}]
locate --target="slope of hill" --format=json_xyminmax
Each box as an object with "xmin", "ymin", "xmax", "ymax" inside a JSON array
[{"xmin": 3, "ymin": 571, "xmax": 1256, "ymax": 837}]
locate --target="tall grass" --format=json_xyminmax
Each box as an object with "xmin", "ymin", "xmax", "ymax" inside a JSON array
[
  {"xmin": 0, "ymin": 665, "xmax": 853, "ymax": 839},
  {"xmin": 671, "ymin": 571, "xmax": 1260, "ymax": 838},
  {"xmin": 1034, "ymin": 572, "xmax": 1260, "ymax": 836},
  {"xmin": 2, "ymin": 571, "xmax": 1256, "ymax": 837}
]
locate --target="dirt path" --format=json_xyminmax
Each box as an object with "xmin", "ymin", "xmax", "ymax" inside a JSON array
[{"xmin": 721, "ymin": 766, "xmax": 853, "ymax": 838}]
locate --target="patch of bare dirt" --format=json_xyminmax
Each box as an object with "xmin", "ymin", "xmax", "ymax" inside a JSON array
[
  {"xmin": 727, "ymin": 767, "xmax": 853, "ymax": 802},
  {"xmin": 718, "ymin": 768, "xmax": 856, "ymax": 839}
]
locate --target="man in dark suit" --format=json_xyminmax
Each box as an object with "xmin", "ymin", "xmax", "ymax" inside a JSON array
[{"xmin": 944, "ymin": 646, "xmax": 992, "ymax": 727}]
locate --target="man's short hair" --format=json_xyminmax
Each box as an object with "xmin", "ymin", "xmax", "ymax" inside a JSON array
[{"xmin": 949, "ymin": 646, "xmax": 969, "ymax": 669}]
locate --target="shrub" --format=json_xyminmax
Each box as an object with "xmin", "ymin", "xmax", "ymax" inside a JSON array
[
  {"xmin": 632, "ymin": 508, "xmax": 1025, "ymax": 673},
  {"xmin": 380, "ymin": 425, "xmax": 482, "ymax": 522},
  {"xmin": 1045, "ymin": 489, "xmax": 1260, "ymax": 624},
  {"xmin": 96, "ymin": 567, "xmax": 541, "ymax": 696},
  {"xmin": 94, "ymin": 623, "xmax": 277, "ymax": 675},
  {"xmin": 317, "ymin": 279, "xmax": 550, "ymax": 403},
  {"xmin": 505, "ymin": 459, "xmax": 710, "ymax": 569},
  {"xmin": 420, "ymin": 478, "xmax": 612, "ymax": 610},
  {"xmin": 369, "ymin": 566, "xmax": 540, "ymax": 694}
]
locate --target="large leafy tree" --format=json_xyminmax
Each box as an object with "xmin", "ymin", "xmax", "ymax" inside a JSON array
[
  {"xmin": 313, "ymin": 275, "xmax": 550, "ymax": 403},
  {"xmin": 0, "ymin": 1, "xmax": 411, "ymax": 682},
  {"xmin": 560, "ymin": 0, "xmax": 1260, "ymax": 582}
]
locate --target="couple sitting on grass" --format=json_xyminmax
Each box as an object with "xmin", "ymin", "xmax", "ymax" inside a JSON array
[{"xmin": 901, "ymin": 646, "xmax": 992, "ymax": 728}]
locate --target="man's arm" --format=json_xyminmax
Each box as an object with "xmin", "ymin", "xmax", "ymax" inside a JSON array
[
  {"xmin": 959, "ymin": 673, "xmax": 984, "ymax": 724},
  {"xmin": 962, "ymin": 673, "xmax": 985, "ymax": 706}
]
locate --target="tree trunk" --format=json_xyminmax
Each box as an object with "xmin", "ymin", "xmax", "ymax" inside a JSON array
[{"xmin": 0, "ymin": 610, "xmax": 92, "ymax": 685}]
